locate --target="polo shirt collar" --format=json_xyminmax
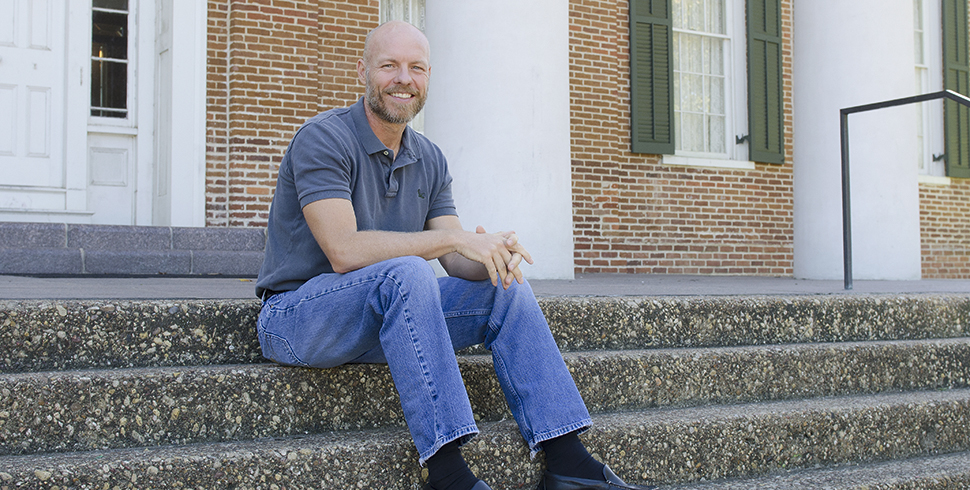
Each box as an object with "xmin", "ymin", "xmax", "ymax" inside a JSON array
[
  {"xmin": 350, "ymin": 97, "xmax": 422, "ymax": 163},
  {"xmin": 350, "ymin": 98, "xmax": 387, "ymax": 156}
]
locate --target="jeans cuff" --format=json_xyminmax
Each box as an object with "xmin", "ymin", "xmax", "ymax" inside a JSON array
[
  {"xmin": 418, "ymin": 424, "xmax": 480, "ymax": 466},
  {"xmin": 527, "ymin": 418, "xmax": 594, "ymax": 460}
]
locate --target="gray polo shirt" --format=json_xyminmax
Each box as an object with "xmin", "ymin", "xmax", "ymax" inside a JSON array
[{"xmin": 256, "ymin": 98, "xmax": 457, "ymax": 297}]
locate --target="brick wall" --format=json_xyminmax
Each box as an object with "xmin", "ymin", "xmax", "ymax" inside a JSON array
[
  {"xmin": 205, "ymin": 0, "xmax": 376, "ymax": 228},
  {"xmin": 920, "ymin": 180, "xmax": 970, "ymax": 278},
  {"xmin": 568, "ymin": 0, "xmax": 796, "ymax": 275}
]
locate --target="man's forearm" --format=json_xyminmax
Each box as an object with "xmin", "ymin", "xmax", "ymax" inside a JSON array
[{"xmin": 322, "ymin": 228, "xmax": 461, "ymax": 274}]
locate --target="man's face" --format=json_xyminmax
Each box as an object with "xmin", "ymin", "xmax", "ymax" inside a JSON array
[{"xmin": 360, "ymin": 24, "xmax": 431, "ymax": 125}]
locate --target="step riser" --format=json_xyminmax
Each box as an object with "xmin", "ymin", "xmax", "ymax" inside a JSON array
[
  {"xmin": 4, "ymin": 295, "xmax": 970, "ymax": 373},
  {"xmin": 3, "ymin": 340, "xmax": 969, "ymax": 456},
  {"xmin": 674, "ymin": 451, "xmax": 970, "ymax": 489},
  {"xmin": 1, "ymin": 390, "xmax": 968, "ymax": 489},
  {"xmin": 0, "ymin": 301, "xmax": 263, "ymax": 373}
]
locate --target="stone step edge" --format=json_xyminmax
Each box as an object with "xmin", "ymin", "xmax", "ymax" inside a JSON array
[
  {"xmin": 1, "ymin": 388, "xmax": 968, "ymax": 489},
  {"xmin": 4, "ymin": 338, "xmax": 970, "ymax": 457},
  {"xmin": 661, "ymin": 451, "xmax": 970, "ymax": 490},
  {"xmin": 4, "ymin": 294, "xmax": 970, "ymax": 373},
  {"xmin": 0, "ymin": 223, "xmax": 266, "ymax": 276}
]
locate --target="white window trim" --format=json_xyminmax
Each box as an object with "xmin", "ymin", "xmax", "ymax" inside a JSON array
[
  {"xmin": 666, "ymin": 0, "xmax": 749, "ymax": 169},
  {"xmin": 88, "ymin": 0, "xmax": 137, "ymax": 129},
  {"xmin": 918, "ymin": 174, "xmax": 952, "ymax": 185},
  {"xmin": 916, "ymin": 0, "xmax": 945, "ymax": 177}
]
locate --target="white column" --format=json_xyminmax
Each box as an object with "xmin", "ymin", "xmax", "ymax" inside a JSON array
[
  {"xmin": 155, "ymin": 0, "xmax": 207, "ymax": 226},
  {"xmin": 793, "ymin": 0, "xmax": 922, "ymax": 280},
  {"xmin": 423, "ymin": 0, "xmax": 574, "ymax": 279}
]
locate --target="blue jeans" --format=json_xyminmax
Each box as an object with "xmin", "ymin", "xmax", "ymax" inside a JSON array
[{"xmin": 256, "ymin": 256, "xmax": 592, "ymax": 464}]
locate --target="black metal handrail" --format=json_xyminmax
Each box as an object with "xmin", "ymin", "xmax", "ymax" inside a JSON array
[{"xmin": 840, "ymin": 89, "xmax": 970, "ymax": 290}]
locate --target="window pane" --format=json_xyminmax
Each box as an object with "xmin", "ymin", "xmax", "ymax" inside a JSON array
[
  {"xmin": 710, "ymin": 76, "xmax": 725, "ymax": 114},
  {"xmin": 91, "ymin": 3, "xmax": 128, "ymax": 118},
  {"xmin": 93, "ymin": 0, "xmax": 128, "ymax": 10},
  {"xmin": 91, "ymin": 59, "xmax": 127, "ymax": 117},
  {"xmin": 687, "ymin": 0, "xmax": 704, "ymax": 31},
  {"xmin": 682, "ymin": 113, "xmax": 704, "ymax": 152},
  {"xmin": 672, "ymin": 0, "xmax": 729, "ymax": 156},
  {"xmin": 708, "ymin": 0, "xmax": 726, "ymax": 34},
  {"xmin": 92, "ymin": 11, "xmax": 127, "ymax": 59},
  {"xmin": 709, "ymin": 115, "xmax": 726, "ymax": 153}
]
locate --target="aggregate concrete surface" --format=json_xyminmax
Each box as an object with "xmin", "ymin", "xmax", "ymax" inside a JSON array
[{"xmin": 2, "ymin": 273, "xmax": 970, "ymax": 299}]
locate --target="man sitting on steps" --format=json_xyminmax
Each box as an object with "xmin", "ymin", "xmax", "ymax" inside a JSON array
[{"xmin": 254, "ymin": 20, "xmax": 656, "ymax": 490}]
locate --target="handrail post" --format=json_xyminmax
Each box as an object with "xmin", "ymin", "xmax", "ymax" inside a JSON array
[
  {"xmin": 840, "ymin": 109, "xmax": 853, "ymax": 290},
  {"xmin": 838, "ymin": 90, "xmax": 970, "ymax": 291}
]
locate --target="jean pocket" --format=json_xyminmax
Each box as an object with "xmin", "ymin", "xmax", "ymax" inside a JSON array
[{"xmin": 259, "ymin": 331, "xmax": 310, "ymax": 367}]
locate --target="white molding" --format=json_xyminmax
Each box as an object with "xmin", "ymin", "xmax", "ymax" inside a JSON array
[
  {"xmin": 918, "ymin": 174, "xmax": 951, "ymax": 186},
  {"xmin": 662, "ymin": 154, "xmax": 756, "ymax": 170}
]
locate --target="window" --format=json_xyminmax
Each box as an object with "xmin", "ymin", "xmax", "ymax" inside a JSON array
[
  {"xmin": 91, "ymin": 0, "xmax": 129, "ymax": 119},
  {"xmin": 381, "ymin": 0, "xmax": 425, "ymax": 30},
  {"xmin": 915, "ymin": 0, "xmax": 945, "ymax": 177},
  {"xmin": 630, "ymin": 0, "xmax": 784, "ymax": 165},
  {"xmin": 672, "ymin": 0, "xmax": 732, "ymax": 157},
  {"xmin": 380, "ymin": 0, "xmax": 426, "ymax": 133}
]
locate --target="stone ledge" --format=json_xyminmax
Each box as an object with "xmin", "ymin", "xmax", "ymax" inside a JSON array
[
  {"xmin": 0, "ymin": 222, "xmax": 265, "ymax": 276},
  {"xmin": 0, "ymin": 389, "xmax": 968, "ymax": 489},
  {"xmin": 2, "ymin": 339, "xmax": 969, "ymax": 457},
  {"xmin": 4, "ymin": 295, "xmax": 970, "ymax": 373},
  {"xmin": 665, "ymin": 451, "xmax": 970, "ymax": 489}
]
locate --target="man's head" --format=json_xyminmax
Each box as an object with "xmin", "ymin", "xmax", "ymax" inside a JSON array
[{"xmin": 358, "ymin": 21, "xmax": 431, "ymax": 125}]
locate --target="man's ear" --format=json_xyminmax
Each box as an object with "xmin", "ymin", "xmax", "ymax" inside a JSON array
[{"xmin": 356, "ymin": 59, "xmax": 367, "ymax": 85}]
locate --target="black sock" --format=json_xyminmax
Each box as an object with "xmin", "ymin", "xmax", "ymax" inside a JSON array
[
  {"xmin": 542, "ymin": 431, "xmax": 606, "ymax": 481},
  {"xmin": 426, "ymin": 440, "xmax": 479, "ymax": 490}
]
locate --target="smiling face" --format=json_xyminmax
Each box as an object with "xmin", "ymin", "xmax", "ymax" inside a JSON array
[{"xmin": 358, "ymin": 21, "xmax": 431, "ymax": 126}]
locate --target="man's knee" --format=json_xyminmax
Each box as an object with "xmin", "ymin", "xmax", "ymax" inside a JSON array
[{"xmin": 378, "ymin": 256, "xmax": 439, "ymax": 296}]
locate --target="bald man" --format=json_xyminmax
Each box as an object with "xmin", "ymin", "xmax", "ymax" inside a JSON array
[{"xmin": 255, "ymin": 21, "xmax": 656, "ymax": 490}]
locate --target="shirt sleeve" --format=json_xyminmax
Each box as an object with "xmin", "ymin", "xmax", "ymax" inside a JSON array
[
  {"xmin": 289, "ymin": 117, "xmax": 357, "ymax": 208},
  {"xmin": 425, "ymin": 141, "xmax": 458, "ymax": 220}
]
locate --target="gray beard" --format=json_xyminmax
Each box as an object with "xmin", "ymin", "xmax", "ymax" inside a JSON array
[{"xmin": 365, "ymin": 84, "xmax": 426, "ymax": 125}]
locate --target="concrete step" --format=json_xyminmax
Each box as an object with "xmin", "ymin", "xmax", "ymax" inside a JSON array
[
  {"xmin": 1, "ymin": 389, "xmax": 968, "ymax": 489},
  {"xmin": 3, "ymin": 338, "xmax": 969, "ymax": 457},
  {"xmin": 3, "ymin": 294, "xmax": 969, "ymax": 373},
  {"xmin": 0, "ymin": 222, "xmax": 265, "ymax": 276},
  {"xmin": 662, "ymin": 451, "xmax": 970, "ymax": 489}
]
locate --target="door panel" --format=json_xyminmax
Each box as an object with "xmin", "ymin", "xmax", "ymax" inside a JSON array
[{"xmin": 0, "ymin": 0, "xmax": 65, "ymax": 188}]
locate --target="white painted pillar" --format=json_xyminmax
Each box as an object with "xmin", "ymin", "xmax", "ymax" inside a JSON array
[
  {"xmin": 154, "ymin": 0, "xmax": 208, "ymax": 227},
  {"xmin": 422, "ymin": 0, "xmax": 574, "ymax": 279},
  {"xmin": 793, "ymin": 0, "xmax": 922, "ymax": 280}
]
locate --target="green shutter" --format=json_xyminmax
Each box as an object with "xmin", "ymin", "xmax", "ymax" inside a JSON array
[
  {"xmin": 630, "ymin": 0, "xmax": 674, "ymax": 154},
  {"xmin": 943, "ymin": 0, "xmax": 970, "ymax": 178},
  {"xmin": 746, "ymin": 0, "xmax": 785, "ymax": 164}
]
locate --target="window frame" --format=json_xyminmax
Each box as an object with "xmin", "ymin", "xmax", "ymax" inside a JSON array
[
  {"xmin": 89, "ymin": 0, "xmax": 136, "ymax": 128},
  {"xmin": 916, "ymin": 0, "xmax": 946, "ymax": 177},
  {"xmin": 667, "ymin": 0, "xmax": 749, "ymax": 165}
]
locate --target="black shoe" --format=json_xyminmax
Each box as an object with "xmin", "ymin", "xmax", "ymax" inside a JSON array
[
  {"xmin": 423, "ymin": 480, "xmax": 492, "ymax": 490},
  {"xmin": 535, "ymin": 465, "xmax": 658, "ymax": 490}
]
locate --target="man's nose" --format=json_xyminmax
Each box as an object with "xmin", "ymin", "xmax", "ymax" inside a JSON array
[{"xmin": 392, "ymin": 67, "xmax": 412, "ymax": 85}]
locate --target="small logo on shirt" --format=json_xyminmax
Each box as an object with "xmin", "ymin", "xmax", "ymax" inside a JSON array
[{"xmin": 417, "ymin": 189, "xmax": 426, "ymax": 199}]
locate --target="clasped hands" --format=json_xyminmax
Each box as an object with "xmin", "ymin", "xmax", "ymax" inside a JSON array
[{"xmin": 461, "ymin": 225, "xmax": 534, "ymax": 289}]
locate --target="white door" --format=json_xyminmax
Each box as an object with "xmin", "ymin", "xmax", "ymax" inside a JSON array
[{"xmin": 0, "ymin": 0, "xmax": 67, "ymax": 204}]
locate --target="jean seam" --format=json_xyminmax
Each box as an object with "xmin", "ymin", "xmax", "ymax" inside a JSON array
[
  {"xmin": 260, "ymin": 331, "xmax": 310, "ymax": 368},
  {"xmin": 529, "ymin": 419, "xmax": 594, "ymax": 459},
  {"xmin": 386, "ymin": 267, "xmax": 446, "ymax": 456},
  {"xmin": 442, "ymin": 308, "xmax": 492, "ymax": 319},
  {"xmin": 419, "ymin": 424, "xmax": 480, "ymax": 466},
  {"xmin": 273, "ymin": 273, "xmax": 387, "ymax": 314},
  {"xmin": 489, "ymin": 334, "xmax": 531, "ymax": 441}
]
